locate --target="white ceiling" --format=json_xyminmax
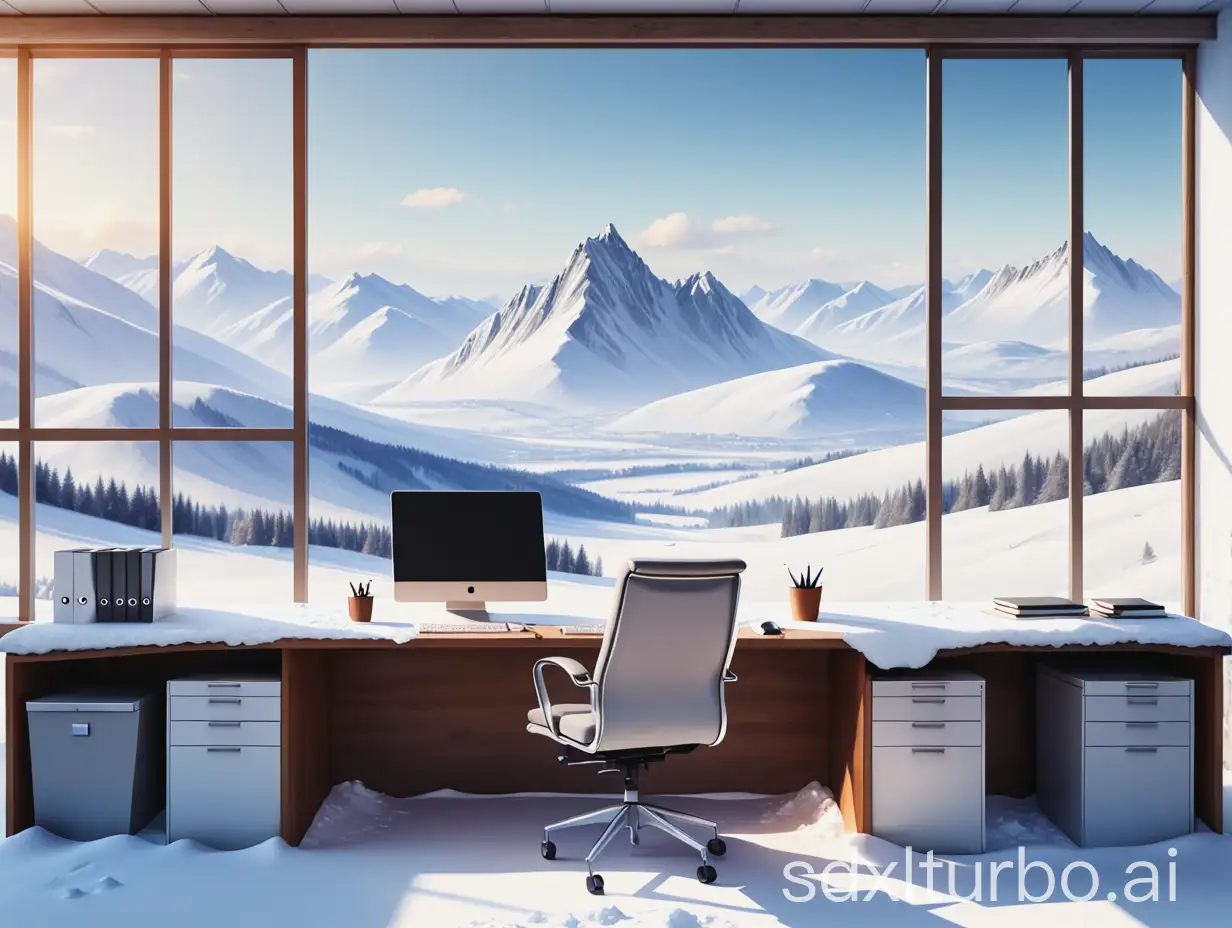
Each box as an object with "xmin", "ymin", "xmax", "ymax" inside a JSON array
[{"xmin": 0, "ymin": 0, "xmax": 1226, "ymax": 13}]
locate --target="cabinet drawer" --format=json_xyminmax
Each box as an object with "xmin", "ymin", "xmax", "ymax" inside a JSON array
[
  {"xmin": 1083, "ymin": 745, "xmax": 1192, "ymax": 847},
  {"xmin": 1081, "ymin": 679, "xmax": 1191, "ymax": 698},
  {"xmin": 1085, "ymin": 721, "xmax": 1190, "ymax": 747},
  {"xmin": 873, "ymin": 721, "xmax": 982, "ymax": 747},
  {"xmin": 872, "ymin": 745, "xmax": 984, "ymax": 853},
  {"xmin": 168, "ymin": 720, "xmax": 281, "ymax": 747},
  {"xmin": 1084, "ymin": 696, "xmax": 1190, "ymax": 723},
  {"xmin": 872, "ymin": 696, "xmax": 983, "ymax": 722},
  {"xmin": 168, "ymin": 679, "xmax": 281, "ymax": 698},
  {"xmin": 167, "ymin": 745, "xmax": 281, "ymax": 849},
  {"xmin": 168, "ymin": 696, "xmax": 281, "ymax": 722},
  {"xmin": 873, "ymin": 679, "xmax": 984, "ymax": 698}
]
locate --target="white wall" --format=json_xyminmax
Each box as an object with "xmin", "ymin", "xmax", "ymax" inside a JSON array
[{"xmin": 1197, "ymin": 10, "xmax": 1232, "ymax": 780}]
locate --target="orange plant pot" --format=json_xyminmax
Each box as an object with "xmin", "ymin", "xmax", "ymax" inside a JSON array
[
  {"xmin": 348, "ymin": 596, "xmax": 374, "ymax": 623},
  {"xmin": 789, "ymin": 586, "xmax": 823, "ymax": 622}
]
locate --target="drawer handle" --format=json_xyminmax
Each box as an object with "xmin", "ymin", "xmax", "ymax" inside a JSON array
[
  {"xmin": 912, "ymin": 698, "xmax": 946, "ymax": 704},
  {"xmin": 911, "ymin": 682, "xmax": 947, "ymax": 689},
  {"xmin": 1126, "ymin": 721, "xmax": 1159, "ymax": 728},
  {"xmin": 206, "ymin": 747, "xmax": 242, "ymax": 753},
  {"xmin": 911, "ymin": 722, "xmax": 946, "ymax": 729},
  {"xmin": 207, "ymin": 721, "xmax": 242, "ymax": 728},
  {"xmin": 1125, "ymin": 682, "xmax": 1159, "ymax": 689},
  {"xmin": 1125, "ymin": 746, "xmax": 1158, "ymax": 753},
  {"xmin": 1126, "ymin": 697, "xmax": 1158, "ymax": 705},
  {"xmin": 911, "ymin": 747, "xmax": 946, "ymax": 754},
  {"xmin": 208, "ymin": 698, "xmax": 242, "ymax": 705},
  {"xmin": 207, "ymin": 683, "xmax": 242, "ymax": 689}
]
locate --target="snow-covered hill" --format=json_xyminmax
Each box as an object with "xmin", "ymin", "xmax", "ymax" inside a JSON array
[
  {"xmin": 80, "ymin": 248, "xmax": 158, "ymax": 281},
  {"xmin": 607, "ymin": 359, "xmax": 924, "ymax": 440},
  {"xmin": 377, "ymin": 225, "xmax": 830, "ymax": 410},
  {"xmin": 668, "ymin": 359, "xmax": 1181, "ymax": 512}
]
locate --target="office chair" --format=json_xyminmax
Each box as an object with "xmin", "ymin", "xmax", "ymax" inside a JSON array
[{"xmin": 526, "ymin": 557, "xmax": 746, "ymax": 895}]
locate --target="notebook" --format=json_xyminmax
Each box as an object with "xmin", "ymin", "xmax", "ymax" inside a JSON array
[
  {"xmin": 1089, "ymin": 598, "xmax": 1168, "ymax": 618},
  {"xmin": 994, "ymin": 596, "xmax": 1089, "ymax": 617}
]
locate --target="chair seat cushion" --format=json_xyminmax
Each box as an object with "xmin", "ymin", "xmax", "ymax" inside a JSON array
[{"xmin": 527, "ymin": 703, "xmax": 597, "ymax": 744}]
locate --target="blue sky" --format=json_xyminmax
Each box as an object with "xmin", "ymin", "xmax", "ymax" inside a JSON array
[{"xmin": 0, "ymin": 51, "xmax": 1182, "ymax": 298}]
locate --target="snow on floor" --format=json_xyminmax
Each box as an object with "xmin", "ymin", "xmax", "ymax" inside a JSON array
[{"xmin": 1, "ymin": 779, "xmax": 1232, "ymax": 927}]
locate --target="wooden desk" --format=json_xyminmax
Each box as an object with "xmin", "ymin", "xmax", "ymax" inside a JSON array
[{"xmin": 4, "ymin": 627, "xmax": 1226, "ymax": 847}]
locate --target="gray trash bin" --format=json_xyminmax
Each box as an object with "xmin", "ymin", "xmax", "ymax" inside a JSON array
[{"xmin": 26, "ymin": 688, "xmax": 161, "ymax": 840}]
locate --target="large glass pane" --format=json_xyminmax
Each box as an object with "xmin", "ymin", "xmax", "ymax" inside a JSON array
[
  {"xmin": 1083, "ymin": 408, "xmax": 1181, "ymax": 611},
  {"xmin": 308, "ymin": 49, "xmax": 926, "ymax": 604},
  {"xmin": 172, "ymin": 58, "xmax": 293, "ymax": 427},
  {"xmin": 942, "ymin": 59, "xmax": 1068, "ymax": 397},
  {"xmin": 172, "ymin": 441, "xmax": 293, "ymax": 604},
  {"xmin": 0, "ymin": 59, "xmax": 17, "ymax": 423},
  {"xmin": 0, "ymin": 441, "xmax": 18, "ymax": 618},
  {"xmin": 33, "ymin": 441, "xmax": 161, "ymax": 621},
  {"xmin": 33, "ymin": 59, "xmax": 160, "ymax": 428},
  {"xmin": 942, "ymin": 410, "xmax": 1069, "ymax": 601},
  {"xmin": 1083, "ymin": 58, "xmax": 1182, "ymax": 394}
]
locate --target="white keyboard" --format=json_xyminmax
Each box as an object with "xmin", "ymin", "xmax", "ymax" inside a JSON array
[
  {"xmin": 418, "ymin": 622, "xmax": 527, "ymax": 634},
  {"xmin": 561, "ymin": 624, "xmax": 606, "ymax": 635}
]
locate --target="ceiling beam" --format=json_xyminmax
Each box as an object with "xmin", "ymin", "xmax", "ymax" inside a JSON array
[{"xmin": 0, "ymin": 15, "xmax": 1216, "ymax": 48}]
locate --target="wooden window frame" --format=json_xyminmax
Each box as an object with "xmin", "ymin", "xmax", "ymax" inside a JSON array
[{"xmin": 0, "ymin": 35, "xmax": 1197, "ymax": 619}]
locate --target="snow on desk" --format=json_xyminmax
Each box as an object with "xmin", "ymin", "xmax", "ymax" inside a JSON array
[{"xmin": 1, "ymin": 598, "xmax": 1228, "ymax": 671}]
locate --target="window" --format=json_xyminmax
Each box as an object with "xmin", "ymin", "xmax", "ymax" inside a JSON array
[
  {"xmin": 0, "ymin": 47, "xmax": 1196, "ymax": 619},
  {"xmin": 308, "ymin": 48, "xmax": 926, "ymax": 602},
  {"xmin": 33, "ymin": 58, "xmax": 160, "ymax": 428}
]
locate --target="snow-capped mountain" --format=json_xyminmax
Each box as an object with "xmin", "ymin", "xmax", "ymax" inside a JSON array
[
  {"xmin": 746, "ymin": 278, "xmax": 848, "ymax": 333},
  {"xmin": 80, "ymin": 248, "xmax": 158, "ymax": 282},
  {"xmin": 793, "ymin": 280, "xmax": 896, "ymax": 346},
  {"xmin": 215, "ymin": 272, "xmax": 491, "ymax": 380},
  {"xmin": 945, "ymin": 233, "xmax": 1178, "ymax": 346},
  {"xmin": 950, "ymin": 269, "xmax": 995, "ymax": 302},
  {"xmin": 607, "ymin": 359, "xmax": 924, "ymax": 440},
  {"xmin": 377, "ymin": 225, "xmax": 831, "ymax": 410},
  {"xmin": 817, "ymin": 285, "xmax": 966, "ymax": 362}
]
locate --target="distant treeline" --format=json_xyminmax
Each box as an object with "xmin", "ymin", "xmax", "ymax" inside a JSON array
[
  {"xmin": 1082, "ymin": 354, "xmax": 1179, "ymax": 382},
  {"xmin": 778, "ymin": 410, "xmax": 1179, "ymax": 537},
  {"xmin": 545, "ymin": 537, "xmax": 603, "ymax": 577}
]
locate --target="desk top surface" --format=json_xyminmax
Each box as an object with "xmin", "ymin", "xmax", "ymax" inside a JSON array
[{"xmin": 3, "ymin": 587, "xmax": 1229, "ymax": 669}]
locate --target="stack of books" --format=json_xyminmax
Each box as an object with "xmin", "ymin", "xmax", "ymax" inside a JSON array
[
  {"xmin": 993, "ymin": 596, "xmax": 1089, "ymax": 619},
  {"xmin": 1088, "ymin": 598, "xmax": 1168, "ymax": 619}
]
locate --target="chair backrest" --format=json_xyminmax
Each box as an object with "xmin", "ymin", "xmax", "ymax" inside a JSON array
[{"xmin": 590, "ymin": 558, "xmax": 745, "ymax": 753}]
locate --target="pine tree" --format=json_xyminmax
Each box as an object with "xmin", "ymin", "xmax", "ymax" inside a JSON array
[
  {"xmin": 559, "ymin": 541, "xmax": 574, "ymax": 574},
  {"xmin": 574, "ymin": 545, "xmax": 591, "ymax": 576},
  {"xmin": 1141, "ymin": 541, "xmax": 1157, "ymax": 565},
  {"xmin": 594, "ymin": 555, "xmax": 603, "ymax": 577},
  {"xmin": 545, "ymin": 539, "xmax": 561, "ymax": 571},
  {"xmin": 1036, "ymin": 453, "xmax": 1069, "ymax": 503}
]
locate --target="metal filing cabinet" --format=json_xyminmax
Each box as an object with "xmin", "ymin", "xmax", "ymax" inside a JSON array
[
  {"xmin": 166, "ymin": 674, "xmax": 282, "ymax": 849},
  {"xmin": 1036, "ymin": 665, "xmax": 1194, "ymax": 848},
  {"xmin": 26, "ymin": 688, "xmax": 161, "ymax": 840},
  {"xmin": 871, "ymin": 670, "xmax": 986, "ymax": 853}
]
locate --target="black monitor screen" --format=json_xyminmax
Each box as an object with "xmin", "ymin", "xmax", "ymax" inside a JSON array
[{"xmin": 391, "ymin": 491, "xmax": 547, "ymax": 582}]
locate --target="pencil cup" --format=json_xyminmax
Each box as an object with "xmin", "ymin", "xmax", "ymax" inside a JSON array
[{"xmin": 349, "ymin": 596, "xmax": 373, "ymax": 623}]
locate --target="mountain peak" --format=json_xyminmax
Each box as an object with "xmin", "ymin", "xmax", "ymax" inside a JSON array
[{"xmin": 584, "ymin": 223, "xmax": 634, "ymax": 257}]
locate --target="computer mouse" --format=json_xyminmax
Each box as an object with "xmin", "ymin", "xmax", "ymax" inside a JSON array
[{"xmin": 759, "ymin": 620, "xmax": 782, "ymax": 636}]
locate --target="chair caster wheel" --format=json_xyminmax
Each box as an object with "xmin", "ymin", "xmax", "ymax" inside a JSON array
[
  {"xmin": 586, "ymin": 874, "xmax": 605, "ymax": 895},
  {"xmin": 706, "ymin": 837, "xmax": 727, "ymax": 857},
  {"xmin": 541, "ymin": 840, "xmax": 556, "ymax": 861},
  {"xmin": 697, "ymin": 864, "xmax": 718, "ymax": 884}
]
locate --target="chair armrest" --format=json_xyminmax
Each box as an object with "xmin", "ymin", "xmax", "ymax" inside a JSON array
[
  {"xmin": 532, "ymin": 656, "xmax": 596, "ymax": 739},
  {"xmin": 723, "ymin": 670, "xmax": 738, "ymax": 684}
]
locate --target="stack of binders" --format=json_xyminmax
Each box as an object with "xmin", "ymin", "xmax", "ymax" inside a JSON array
[
  {"xmin": 1089, "ymin": 598, "xmax": 1168, "ymax": 619},
  {"xmin": 993, "ymin": 596, "xmax": 1089, "ymax": 619},
  {"xmin": 52, "ymin": 547, "xmax": 177, "ymax": 624}
]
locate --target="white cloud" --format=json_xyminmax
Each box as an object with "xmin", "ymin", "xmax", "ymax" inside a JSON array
[
  {"xmin": 639, "ymin": 211, "xmax": 777, "ymax": 252},
  {"xmin": 401, "ymin": 187, "xmax": 465, "ymax": 209},
  {"xmin": 712, "ymin": 214, "xmax": 774, "ymax": 235},
  {"xmin": 355, "ymin": 241, "xmax": 404, "ymax": 260}
]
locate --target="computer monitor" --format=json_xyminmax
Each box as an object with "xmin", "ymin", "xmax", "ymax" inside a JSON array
[{"xmin": 391, "ymin": 490, "xmax": 548, "ymax": 617}]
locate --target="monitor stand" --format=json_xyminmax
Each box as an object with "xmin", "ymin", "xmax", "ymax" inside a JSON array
[{"xmin": 445, "ymin": 600, "xmax": 491, "ymax": 621}]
